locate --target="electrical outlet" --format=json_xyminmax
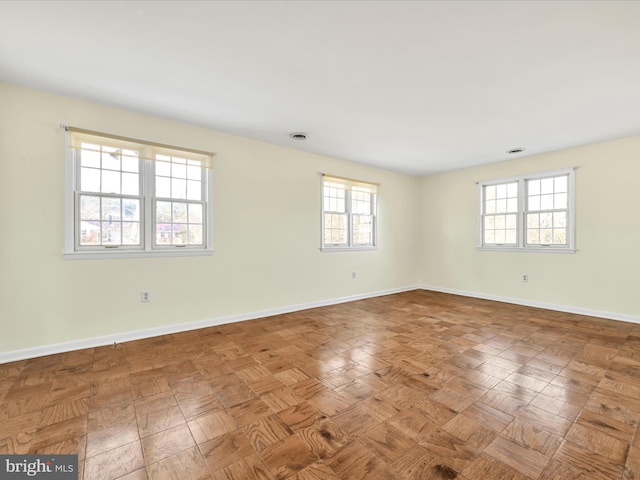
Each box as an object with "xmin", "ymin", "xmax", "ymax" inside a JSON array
[
  {"xmin": 522, "ymin": 274, "xmax": 528, "ymax": 283},
  {"xmin": 352, "ymin": 271, "xmax": 357, "ymax": 279},
  {"xmin": 141, "ymin": 290, "xmax": 151, "ymax": 302}
]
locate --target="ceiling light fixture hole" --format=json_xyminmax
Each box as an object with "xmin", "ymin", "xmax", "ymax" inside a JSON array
[
  {"xmin": 507, "ymin": 148, "xmax": 525, "ymax": 154},
  {"xmin": 289, "ymin": 132, "xmax": 307, "ymax": 140}
]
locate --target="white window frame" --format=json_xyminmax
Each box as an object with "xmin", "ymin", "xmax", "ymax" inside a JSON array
[
  {"xmin": 477, "ymin": 168, "xmax": 576, "ymax": 253},
  {"xmin": 64, "ymin": 127, "xmax": 214, "ymax": 260},
  {"xmin": 321, "ymin": 174, "xmax": 379, "ymax": 252}
]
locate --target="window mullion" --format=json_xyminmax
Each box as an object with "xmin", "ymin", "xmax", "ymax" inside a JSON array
[
  {"xmin": 144, "ymin": 158, "xmax": 154, "ymax": 250},
  {"xmin": 347, "ymin": 189, "xmax": 353, "ymax": 247},
  {"xmin": 518, "ymin": 178, "xmax": 525, "ymax": 247}
]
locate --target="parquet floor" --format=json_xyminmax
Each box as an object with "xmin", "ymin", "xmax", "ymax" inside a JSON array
[{"xmin": 2, "ymin": 290, "xmax": 640, "ymax": 479}]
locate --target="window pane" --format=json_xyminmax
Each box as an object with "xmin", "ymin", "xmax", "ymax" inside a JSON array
[
  {"xmin": 505, "ymin": 214, "xmax": 517, "ymax": 229},
  {"xmin": 80, "ymin": 221, "xmax": 100, "ymax": 245},
  {"xmin": 186, "ymin": 164, "xmax": 201, "ymax": 180},
  {"xmin": 122, "ymin": 173, "xmax": 139, "ymax": 195},
  {"xmin": 540, "ymin": 212, "xmax": 552, "ymax": 228},
  {"xmin": 156, "ymin": 223, "xmax": 171, "ymax": 245},
  {"xmin": 156, "ymin": 224, "xmax": 172, "ymax": 244},
  {"xmin": 553, "ymin": 228, "xmax": 566, "ymax": 244},
  {"xmin": 554, "ymin": 193, "xmax": 567, "ymax": 209},
  {"xmin": 121, "ymin": 155, "xmax": 139, "ymax": 173},
  {"xmin": 123, "ymin": 199, "xmax": 140, "ymax": 221},
  {"xmin": 484, "ymin": 216, "xmax": 495, "ymax": 229},
  {"xmin": 485, "ymin": 185, "xmax": 496, "ymax": 200},
  {"xmin": 496, "ymin": 184, "xmax": 506, "ymax": 198},
  {"xmin": 102, "ymin": 221, "xmax": 121, "ymax": 245},
  {"xmin": 507, "ymin": 182, "xmax": 518, "ymax": 198},
  {"xmin": 156, "ymin": 176, "xmax": 170, "ymax": 198},
  {"xmin": 485, "ymin": 200, "xmax": 496, "ymax": 215},
  {"xmin": 484, "ymin": 230, "xmax": 495, "ymax": 244},
  {"xmin": 172, "ymin": 223, "xmax": 187, "ymax": 244},
  {"xmin": 495, "ymin": 215, "xmax": 505, "ymax": 229},
  {"xmin": 81, "ymin": 167, "xmax": 100, "ymax": 192},
  {"xmin": 541, "ymin": 178, "xmax": 554, "ymax": 194},
  {"xmin": 540, "ymin": 228, "xmax": 553, "ymax": 244},
  {"xmin": 554, "ymin": 175, "xmax": 568, "ymax": 192},
  {"xmin": 102, "ymin": 170, "xmax": 120, "ymax": 194},
  {"xmin": 527, "ymin": 213, "xmax": 539, "ymax": 228},
  {"xmin": 102, "ymin": 150, "xmax": 121, "ymax": 171},
  {"xmin": 528, "ymin": 196, "xmax": 540, "ymax": 211},
  {"xmin": 81, "ymin": 148, "xmax": 100, "ymax": 168},
  {"xmin": 189, "ymin": 225, "xmax": 203, "ymax": 245},
  {"xmin": 187, "ymin": 180, "xmax": 201, "ymax": 201},
  {"xmin": 495, "ymin": 230, "xmax": 506, "ymax": 244},
  {"xmin": 173, "ymin": 202, "xmax": 188, "ymax": 223},
  {"xmin": 156, "ymin": 201, "xmax": 171, "ymax": 222},
  {"xmin": 80, "ymin": 195, "xmax": 100, "ymax": 220},
  {"xmin": 506, "ymin": 230, "xmax": 517, "ymax": 244},
  {"xmin": 554, "ymin": 211, "xmax": 567, "ymax": 228},
  {"xmin": 102, "ymin": 197, "xmax": 121, "ymax": 221},
  {"xmin": 527, "ymin": 229, "xmax": 540, "ymax": 244},
  {"xmin": 122, "ymin": 222, "xmax": 140, "ymax": 245},
  {"xmin": 156, "ymin": 160, "xmax": 171, "ymax": 177},
  {"xmin": 528, "ymin": 179, "xmax": 540, "ymax": 196},
  {"xmin": 324, "ymin": 213, "xmax": 346, "ymax": 245},
  {"xmin": 541, "ymin": 194, "xmax": 553, "ymax": 210},
  {"xmin": 172, "ymin": 159, "xmax": 187, "ymax": 179},
  {"xmin": 189, "ymin": 203, "xmax": 203, "ymax": 224},
  {"xmin": 507, "ymin": 198, "xmax": 518, "ymax": 213},
  {"xmin": 496, "ymin": 199, "xmax": 507, "ymax": 213},
  {"xmin": 172, "ymin": 178, "xmax": 186, "ymax": 199}
]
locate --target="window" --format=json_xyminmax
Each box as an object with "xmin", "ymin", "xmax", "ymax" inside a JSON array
[
  {"xmin": 478, "ymin": 168, "xmax": 575, "ymax": 252},
  {"xmin": 322, "ymin": 174, "xmax": 378, "ymax": 250},
  {"xmin": 65, "ymin": 127, "xmax": 213, "ymax": 259}
]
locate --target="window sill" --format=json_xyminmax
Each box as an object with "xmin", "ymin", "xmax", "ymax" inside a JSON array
[
  {"xmin": 477, "ymin": 246, "xmax": 576, "ymax": 254},
  {"xmin": 63, "ymin": 249, "xmax": 213, "ymax": 260},
  {"xmin": 320, "ymin": 246, "xmax": 379, "ymax": 253}
]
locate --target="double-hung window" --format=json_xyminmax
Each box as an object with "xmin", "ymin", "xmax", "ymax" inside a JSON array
[
  {"xmin": 322, "ymin": 174, "xmax": 378, "ymax": 250},
  {"xmin": 65, "ymin": 127, "xmax": 213, "ymax": 259},
  {"xmin": 478, "ymin": 168, "xmax": 575, "ymax": 252}
]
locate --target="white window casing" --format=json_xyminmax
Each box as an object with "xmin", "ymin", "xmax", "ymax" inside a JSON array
[
  {"xmin": 321, "ymin": 174, "xmax": 379, "ymax": 251},
  {"xmin": 64, "ymin": 127, "xmax": 214, "ymax": 259},
  {"xmin": 477, "ymin": 168, "xmax": 576, "ymax": 253}
]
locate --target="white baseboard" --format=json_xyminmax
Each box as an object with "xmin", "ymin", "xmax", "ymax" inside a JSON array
[
  {"xmin": 420, "ymin": 284, "xmax": 640, "ymax": 325},
  {"xmin": 4, "ymin": 284, "xmax": 636, "ymax": 364},
  {"xmin": 0, "ymin": 285, "xmax": 420, "ymax": 364}
]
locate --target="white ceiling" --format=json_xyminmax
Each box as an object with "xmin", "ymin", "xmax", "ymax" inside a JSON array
[{"xmin": 1, "ymin": 1, "xmax": 639, "ymax": 176}]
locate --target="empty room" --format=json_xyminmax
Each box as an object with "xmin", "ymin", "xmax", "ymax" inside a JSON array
[{"xmin": 1, "ymin": 1, "xmax": 640, "ymax": 479}]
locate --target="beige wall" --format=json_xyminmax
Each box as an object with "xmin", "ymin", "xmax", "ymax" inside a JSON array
[
  {"xmin": 0, "ymin": 83, "xmax": 421, "ymax": 354},
  {"xmin": 2, "ymin": 82, "xmax": 639, "ymax": 357},
  {"xmin": 419, "ymin": 136, "xmax": 640, "ymax": 318}
]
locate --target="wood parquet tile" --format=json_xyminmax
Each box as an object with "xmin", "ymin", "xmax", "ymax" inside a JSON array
[{"xmin": 2, "ymin": 290, "xmax": 640, "ymax": 479}]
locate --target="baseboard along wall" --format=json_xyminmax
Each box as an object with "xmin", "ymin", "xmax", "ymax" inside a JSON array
[{"xmin": 2, "ymin": 284, "xmax": 637, "ymax": 364}]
